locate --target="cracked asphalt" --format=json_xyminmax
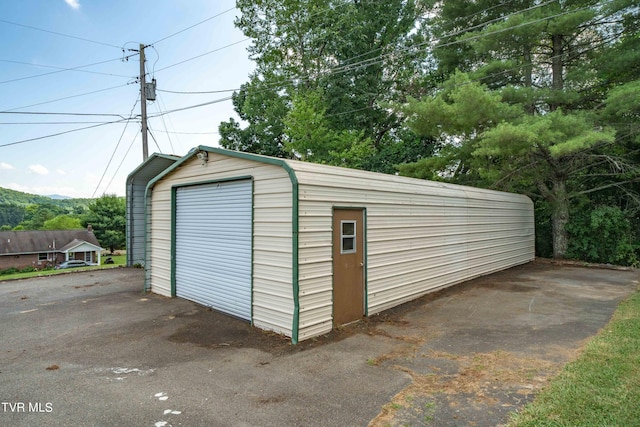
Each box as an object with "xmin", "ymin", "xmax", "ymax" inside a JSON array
[{"xmin": 0, "ymin": 262, "xmax": 637, "ymax": 426}]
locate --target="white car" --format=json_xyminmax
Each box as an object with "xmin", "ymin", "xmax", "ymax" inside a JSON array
[{"xmin": 55, "ymin": 260, "xmax": 90, "ymax": 269}]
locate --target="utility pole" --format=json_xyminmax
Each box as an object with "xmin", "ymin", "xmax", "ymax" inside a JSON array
[{"xmin": 139, "ymin": 43, "xmax": 149, "ymax": 160}]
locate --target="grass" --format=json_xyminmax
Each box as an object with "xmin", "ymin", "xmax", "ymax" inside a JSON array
[
  {"xmin": 508, "ymin": 290, "xmax": 640, "ymax": 427},
  {"xmin": 0, "ymin": 254, "xmax": 128, "ymax": 281}
]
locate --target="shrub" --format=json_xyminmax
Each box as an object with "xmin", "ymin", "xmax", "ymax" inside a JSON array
[
  {"xmin": 567, "ymin": 205, "xmax": 639, "ymax": 266},
  {"xmin": 0, "ymin": 267, "xmax": 18, "ymax": 276}
]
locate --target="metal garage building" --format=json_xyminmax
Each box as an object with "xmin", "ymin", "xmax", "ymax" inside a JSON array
[
  {"xmin": 126, "ymin": 153, "xmax": 180, "ymax": 267},
  {"xmin": 141, "ymin": 146, "xmax": 534, "ymax": 343}
]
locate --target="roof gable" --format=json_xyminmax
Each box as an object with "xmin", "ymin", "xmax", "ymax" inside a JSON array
[{"xmin": 58, "ymin": 238, "xmax": 103, "ymax": 253}]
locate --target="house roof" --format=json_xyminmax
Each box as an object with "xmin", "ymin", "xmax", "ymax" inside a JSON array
[{"xmin": 0, "ymin": 229, "xmax": 102, "ymax": 255}]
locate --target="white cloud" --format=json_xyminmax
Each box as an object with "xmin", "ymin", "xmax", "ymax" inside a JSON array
[
  {"xmin": 64, "ymin": 0, "xmax": 80, "ymax": 9},
  {"xmin": 0, "ymin": 162, "xmax": 15, "ymax": 170},
  {"xmin": 5, "ymin": 183, "xmax": 30, "ymax": 193},
  {"xmin": 28, "ymin": 164, "xmax": 49, "ymax": 175},
  {"xmin": 4, "ymin": 183, "xmax": 83, "ymax": 198},
  {"xmin": 56, "ymin": 169, "xmax": 67, "ymax": 176}
]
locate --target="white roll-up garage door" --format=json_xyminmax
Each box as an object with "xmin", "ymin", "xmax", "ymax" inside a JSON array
[{"xmin": 175, "ymin": 180, "xmax": 252, "ymax": 320}]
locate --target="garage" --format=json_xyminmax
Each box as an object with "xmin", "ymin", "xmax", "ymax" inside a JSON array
[
  {"xmin": 125, "ymin": 153, "xmax": 180, "ymax": 267},
  {"xmin": 174, "ymin": 180, "xmax": 252, "ymax": 320},
  {"xmin": 140, "ymin": 146, "xmax": 535, "ymax": 343}
]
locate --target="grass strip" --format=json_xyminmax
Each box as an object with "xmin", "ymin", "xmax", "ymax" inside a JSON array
[
  {"xmin": 0, "ymin": 254, "xmax": 127, "ymax": 281},
  {"xmin": 509, "ymin": 290, "xmax": 640, "ymax": 427}
]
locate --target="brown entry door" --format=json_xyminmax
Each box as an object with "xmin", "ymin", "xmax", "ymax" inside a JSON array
[{"xmin": 333, "ymin": 209, "xmax": 364, "ymax": 326}]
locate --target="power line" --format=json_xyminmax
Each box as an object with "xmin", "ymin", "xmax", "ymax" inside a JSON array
[
  {"xmin": 146, "ymin": 126, "xmax": 163, "ymax": 152},
  {"xmin": 193, "ymin": 1, "xmax": 615, "ymax": 126},
  {"xmin": 146, "ymin": 3, "xmax": 585, "ymax": 124},
  {"xmin": 147, "ymin": 96, "xmax": 233, "ymax": 118},
  {"xmin": 157, "ymin": 88, "xmax": 238, "ymax": 95},
  {"xmin": 91, "ymin": 98, "xmax": 140, "ymax": 197},
  {"xmin": 0, "ymin": 111, "xmax": 128, "ymax": 118},
  {"xmin": 0, "ymin": 18, "xmax": 122, "ymax": 49},
  {"xmin": 154, "ymin": 0, "xmax": 576, "ymax": 107},
  {"xmin": 3, "ymin": 84, "xmax": 131, "ymax": 112},
  {"xmin": 0, "ymin": 59, "xmax": 133, "ymax": 79},
  {"xmin": 152, "ymin": 93, "xmax": 176, "ymax": 153},
  {"xmin": 154, "ymin": 39, "xmax": 250, "ymax": 73},
  {"xmin": 3, "ymin": 0, "xmax": 601, "ymax": 146},
  {"xmin": 0, "ymin": 56, "xmax": 130, "ymax": 85},
  {"xmin": 150, "ymin": 129, "xmax": 219, "ymax": 135},
  {"xmin": 0, "ymin": 119, "xmax": 130, "ymax": 148},
  {"xmin": 0, "ymin": 121, "xmax": 115, "ymax": 125},
  {"xmin": 151, "ymin": 7, "xmax": 237, "ymax": 45},
  {"xmin": 103, "ymin": 131, "xmax": 139, "ymax": 195}
]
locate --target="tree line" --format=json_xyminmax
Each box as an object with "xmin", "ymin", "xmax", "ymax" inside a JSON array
[
  {"xmin": 219, "ymin": 0, "xmax": 639, "ymax": 265},
  {"xmin": 0, "ymin": 189, "xmax": 126, "ymax": 253}
]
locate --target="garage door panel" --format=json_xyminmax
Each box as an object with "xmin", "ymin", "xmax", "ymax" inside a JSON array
[
  {"xmin": 175, "ymin": 180, "xmax": 252, "ymax": 320},
  {"xmin": 176, "ymin": 236, "xmax": 251, "ymax": 249}
]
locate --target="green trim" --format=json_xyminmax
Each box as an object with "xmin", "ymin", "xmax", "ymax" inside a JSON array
[
  {"xmin": 363, "ymin": 208, "xmax": 368, "ymax": 316},
  {"xmin": 290, "ymin": 171, "xmax": 300, "ymax": 344},
  {"xmin": 250, "ymin": 179, "xmax": 255, "ymax": 325},
  {"xmin": 170, "ymin": 187, "xmax": 177, "ymax": 297},
  {"xmin": 143, "ymin": 188, "xmax": 152, "ymax": 292},
  {"xmin": 144, "ymin": 146, "xmax": 300, "ymax": 343},
  {"xmin": 130, "ymin": 154, "xmax": 180, "ymax": 281},
  {"xmin": 170, "ymin": 175, "xmax": 253, "ymax": 189},
  {"xmin": 127, "ymin": 153, "xmax": 180, "ymax": 184},
  {"xmin": 170, "ymin": 176, "xmax": 255, "ymax": 303},
  {"xmin": 195, "ymin": 147, "xmax": 300, "ymax": 344}
]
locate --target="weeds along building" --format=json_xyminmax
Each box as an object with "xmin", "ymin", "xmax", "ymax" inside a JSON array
[{"xmin": 131, "ymin": 146, "xmax": 534, "ymax": 343}]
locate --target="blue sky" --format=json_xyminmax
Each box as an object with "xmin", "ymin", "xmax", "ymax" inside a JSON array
[{"xmin": 0, "ymin": 0, "xmax": 254, "ymax": 198}]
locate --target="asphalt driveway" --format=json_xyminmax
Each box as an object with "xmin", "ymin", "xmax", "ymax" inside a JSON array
[{"xmin": 0, "ymin": 262, "xmax": 637, "ymax": 427}]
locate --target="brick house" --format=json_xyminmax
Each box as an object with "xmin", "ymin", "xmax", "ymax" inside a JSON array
[{"xmin": 0, "ymin": 226, "xmax": 103, "ymax": 270}]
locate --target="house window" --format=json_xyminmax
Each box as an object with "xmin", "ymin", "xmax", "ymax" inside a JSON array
[
  {"xmin": 341, "ymin": 220, "xmax": 356, "ymax": 254},
  {"xmin": 38, "ymin": 253, "xmax": 48, "ymax": 261}
]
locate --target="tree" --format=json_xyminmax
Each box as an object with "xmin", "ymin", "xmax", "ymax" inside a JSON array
[
  {"xmin": 0, "ymin": 204, "xmax": 25, "ymax": 229},
  {"xmin": 220, "ymin": 0, "xmax": 432, "ymax": 170},
  {"xmin": 399, "ymin": 0, "xmax": 640, "ymax": 260},
  {"xmin": 19, "ymin": 204, "xmax": 63, "ymax": 230},
  {"xmin": 83, "ymin": 195, "xmax": 125, "ymax": 253},
  {"xmin": 283, "ymin": 89, "xmax": 374, "ymax": 167},
  {"xmin": 42, "ymin": 215, "xmax": 82, "ymax": 230}
]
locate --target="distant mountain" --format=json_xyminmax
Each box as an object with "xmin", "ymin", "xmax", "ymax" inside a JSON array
[
  {"xmin": 0, "ymin": 187, "xmax": 92, "ymax": 208},
  {"xmin": 0, "ymin": 187, "xmax": 94, "ymax": 229}
]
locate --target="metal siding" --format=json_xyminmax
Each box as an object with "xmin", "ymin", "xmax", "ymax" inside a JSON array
[
  {"xmin": 126, "ymin": 154, "xmax": 180, "ymax": 267},
  {"xmin": 148, "ymin": 155, "xmax": 294, "ymax": 337},
  {"xmin": 128, "ymin": 183, "xmax": 147, "ymax": 266},
  {"xmin": 287, "ymin": 160, "xmax": 534, "ymax": 340}
]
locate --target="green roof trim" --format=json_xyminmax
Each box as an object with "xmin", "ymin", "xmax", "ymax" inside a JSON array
[
  {"xmin": 144, "ymin": 146, "xmax": 301, "ymax": 344},
  {"xmin": 126, "ymin": 153, "xmax": 181, "ymax": 185}
]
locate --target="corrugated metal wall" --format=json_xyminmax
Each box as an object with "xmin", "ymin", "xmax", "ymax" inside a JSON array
[
  {"xmin": 287, "ymin": 161, "xmax": 534, "ymax": 341},
  {"xmin": 146, "ymin": 149, "xmax": 534, "ymax": 343},
  {"xmin": 127, "ymin": 182, "xmax": 146, "ymax": 266},
  {"xmin": 126, "ymin": 155, "xmax": 179, "ymax": 267},
  {"xmin": 149, "ymin": 155, "xmax": 294, "ymax": 337}
]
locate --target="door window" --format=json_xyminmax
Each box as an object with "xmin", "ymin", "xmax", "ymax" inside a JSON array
[{"xmin": 341, "ymin": 220, "xmax": 356, "ymax": 254}]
